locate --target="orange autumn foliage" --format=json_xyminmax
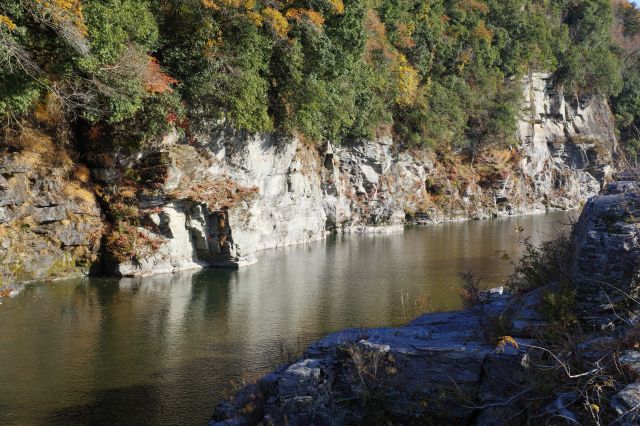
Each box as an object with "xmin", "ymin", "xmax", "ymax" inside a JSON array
[
  {"xmin": 474, "ymin": 20, "xmax": 493, "ymax": 43},
  {"xmin": 365, "ymin": 9, "xmax": 395, "ymax": 63},
  {"xmin": 459, "ymin": 0, "xmax": 489, "ymax": 15},
  {"xmin": 396, "ymin": 22, "xmax": 416, "ymax": 48},
  {"xmin": 143, "ymin": 57, "xmax": 177, "ymax": 94}
]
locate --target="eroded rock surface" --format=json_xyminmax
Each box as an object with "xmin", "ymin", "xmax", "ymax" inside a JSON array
[
  {"xmin": 211, "ymin": 289, "xmax": 528, "ymax": 425},
  {"xmin": 0, "ymin": 131, "xmax": 103, "ymax": 285},
  {"xmin": 111, "ymin": 73, "xmax": 616, "ymax": 276}
]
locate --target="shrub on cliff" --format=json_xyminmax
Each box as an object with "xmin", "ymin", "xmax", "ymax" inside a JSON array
[{"xmin": 0, "ymin": 0, "xmax": 637, "ymax": 152}]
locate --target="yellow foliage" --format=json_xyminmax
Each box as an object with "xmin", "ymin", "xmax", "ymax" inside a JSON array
[
  {"xmin": 202, "ymin": 0, "xmax": 221, "ymax": 10},
  {"xmin": 495, "ymin": 336, "xmax": 519, "ymax": 353},
  {"xmin": 326, "ymin": 0, "xmax": 345, "ymax": 14},
  {"xmin": 34, "ymin": 0, "xmax": 88, "ymax": 35},
  {"xmin": 0, "ymin": 15, "xmax": 17, "ymax": 32},
  {"xmin": 474, "ymin": 20, "xmax": 493, "ymax": 43},
  {"xmin": 285, "ymin": 8, "xmax": 325, "ymax": 27},
  {"xmin": 416, "ymin": 3, "xmax": 430, "ymax": 22},
  {"xmin": 395, "ymin": 55, "xmax": 418, "ymax": 107},
  {"xmin": 247, "ymin": 11, "xmax": 264, "ymax": 26},
  {"xmin": 261, "ymin": 7, "xmax": 289, "ymax": 37},
  {"xmin": 457, "ymin": 48, "xmax": 474, "ymax": 73},
  {"xmin": 202, "ymin": 0, "xmax": 256, "ymax": 11},
  {"xmin": 203, "ymin": 30, "xmax": 224, "ymax": 57}
]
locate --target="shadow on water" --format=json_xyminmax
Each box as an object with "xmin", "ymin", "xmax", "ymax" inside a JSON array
[
  {"xmin": 0, "ymin": 211, "xmax": 574, "ymax": 425},
  {"xmin": 46, "ymin": 383, "xmax": 164, "ymax": 426},
  {"xmin": 45, "ymin": 355, "xmax": 230, "ymax": 426}
]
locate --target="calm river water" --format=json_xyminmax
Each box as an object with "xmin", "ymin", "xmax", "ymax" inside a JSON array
[{"xmin": 0, "ymin": 211, "xmax": 572, "ymax": 425}]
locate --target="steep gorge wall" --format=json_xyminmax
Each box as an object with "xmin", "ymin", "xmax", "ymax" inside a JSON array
[
  {"xmin": 518, "ymin": 73, "xmax": 616, "ymax": 208},
  {"xmin": 0, "ymin": 73, "xmax": 620, "ymax": 282}
]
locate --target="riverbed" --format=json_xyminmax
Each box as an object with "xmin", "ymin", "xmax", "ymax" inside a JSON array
[{"xmin": 0, "ymin": 211, "xmax": 572, "ymax": 425}]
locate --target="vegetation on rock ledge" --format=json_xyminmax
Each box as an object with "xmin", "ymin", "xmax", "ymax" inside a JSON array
[{"xmin": 0, "ymin": 0, "xmax": 639, "ymax": 156}]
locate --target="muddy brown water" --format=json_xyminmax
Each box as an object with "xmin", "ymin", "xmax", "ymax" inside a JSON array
[{"xmin": 0, "ymin": 211, "xmax": 573, "ymax": 425}]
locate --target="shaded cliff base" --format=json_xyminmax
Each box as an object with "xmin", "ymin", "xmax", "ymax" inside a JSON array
[{"xmin": 212, "ymin": 176, "xmax": 640, "ymax": 425}]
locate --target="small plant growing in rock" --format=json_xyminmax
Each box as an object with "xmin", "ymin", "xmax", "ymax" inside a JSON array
[
  {"xmin": 105, "ymin": 222, "xmax": 164, "ymax": 263},
  {"xmin": 507, "ymin": 231, "xmax": 573, "ymax": 295},
  {"xmin": 459, "ymin": 270, "xmax": 486, "ymax": 309},
  {"xmin": 277, "ymin": 337, "xmax": 307, "ymax": 365},
  {"xmin": 171, "ymin": 177, "xmax": 258, "ymax": 212},
  {"xmin": 339, "ymin": 341, "xmax": 397, "ymax": 410}
]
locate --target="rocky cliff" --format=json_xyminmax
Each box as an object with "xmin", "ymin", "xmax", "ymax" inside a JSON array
[
  {"xmin": 210, "ymin": 175, "xmax": 640, "ymax": 425},
  {"xmin": 0, "ymin": 73, "xmax": 619, "ymax": 282},
  {"xmin": 105, "ymin": 73, "xmax": 616, "ymax": 277},
  {"xmin": 0, "ymin": 129, "xmax": 103, "ymax": 288}
]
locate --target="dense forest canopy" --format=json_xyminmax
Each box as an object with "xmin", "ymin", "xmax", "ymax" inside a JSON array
[{"xmin": 1, "ymin": 0, "xmax": 640, "ymax": 154}]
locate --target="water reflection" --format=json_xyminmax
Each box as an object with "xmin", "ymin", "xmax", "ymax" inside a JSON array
[{"xmin": 0, "ymin": 211, "xmax": 573, "ymax": 425}]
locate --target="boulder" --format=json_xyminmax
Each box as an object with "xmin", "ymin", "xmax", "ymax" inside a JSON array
[{"xmin": 571, "ymin": 185, "xmax": 640, "ymax": 328}]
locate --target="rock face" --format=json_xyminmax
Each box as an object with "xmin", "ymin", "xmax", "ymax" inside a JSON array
[
  {"xmin": 518, "ymin": 73, "xmax": 616, "ymax": 210},
  {"xmin": 572, "ymin": 176, "xmax": 640, "ymax": 328},
  {"xmin": 0, "ymin": 131, "xmax": 103, "ymax": 285},
  {"xmin": 0, "ymin": 73, "xmax": 619, "ymax": 282},
  {"xmin": 109, "ymin": 73, "xmax": 616, "ymax": 276}
]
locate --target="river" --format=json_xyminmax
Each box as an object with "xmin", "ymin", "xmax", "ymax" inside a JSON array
[{"xmin": 0, "ymin": 211, "xmax": 573, "ymax": 425}]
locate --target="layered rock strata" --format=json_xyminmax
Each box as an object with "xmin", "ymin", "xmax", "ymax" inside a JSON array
[
  {"xmin": 110, "ymin": 73, "xmax": 616, "ymax": 276},
  {"xmin": 0, "ymin": 131, "xmax": 103, "ymax": 285}
]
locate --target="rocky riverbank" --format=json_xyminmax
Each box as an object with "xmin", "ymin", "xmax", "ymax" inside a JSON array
[
  {"xmin": 210, "ymin": 176, "xmax": 640, "ymax": 425},
  {"xmin": 0, "ymin": 73, "xmax": 618, "ymax": 284}
]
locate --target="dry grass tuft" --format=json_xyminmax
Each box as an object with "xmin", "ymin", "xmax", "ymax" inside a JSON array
[
  {"xmin": 63, "ymin": 183, "xmax": 95, "ymax": 207},
  {"xmin": 33, "ymin": 92, "xmax": 64, "ymax": 126},
  {"xmin": 173, "ymin": 177, "xmax": 258, "ymax": 212},
  {"xmin": 73, "ymin": 164, "xmax": 91, "ymax": 183}
]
